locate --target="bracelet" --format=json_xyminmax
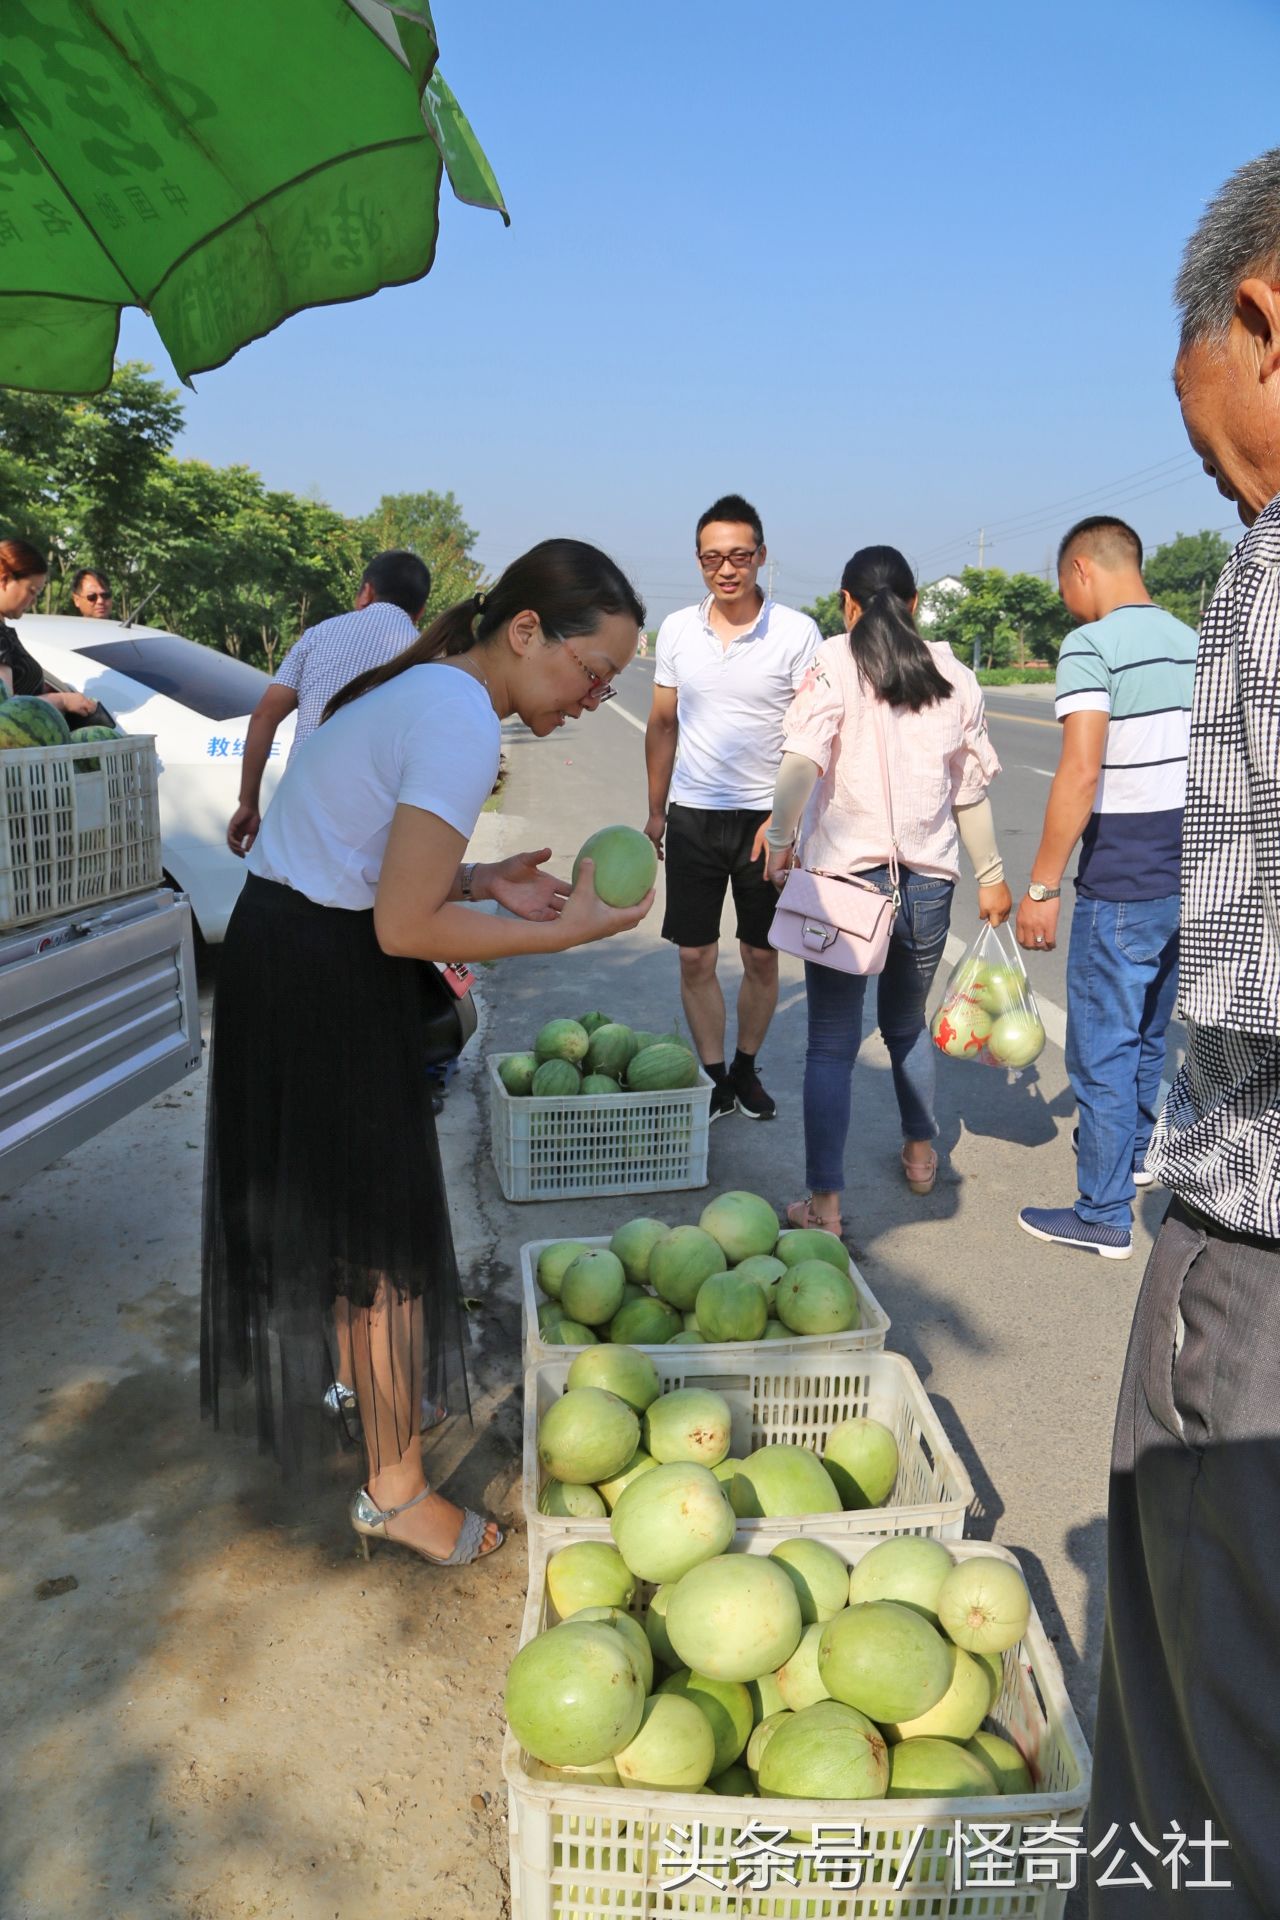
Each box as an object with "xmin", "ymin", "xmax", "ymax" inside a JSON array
[{"xmin": 460, "ymin": 861, "xmax": 477, "ymax": 900}]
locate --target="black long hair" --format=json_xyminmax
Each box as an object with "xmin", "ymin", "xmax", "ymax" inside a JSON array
[
  {"xmin": 324, "ymin": 538, "xmax": 645, "ymax": 721},
  {"xmin": 840, "ymin": 545, "xmax": 952, "ymax": 711}
]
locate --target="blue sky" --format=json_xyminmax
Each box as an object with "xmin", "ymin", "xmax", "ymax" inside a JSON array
[{"xmin": 121, "ymin": 0, "xmax": 1280, "ymax": 623}]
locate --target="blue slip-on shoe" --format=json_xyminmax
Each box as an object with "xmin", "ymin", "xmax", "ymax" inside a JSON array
[
  {"xmin": 1070, "ymin": 1126, "xmax": 1154, "ymax": 1189},
  {"xmin": 1018, "ymin": 1205, "xmax": 1133, "ymax": 1260}
]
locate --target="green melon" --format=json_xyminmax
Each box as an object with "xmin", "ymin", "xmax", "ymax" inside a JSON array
[
  {"xmin": 504, "ymin": 1621, "xmax": 645, "ymax": 1767},
  {"xmin": 498, "ymin": 1052, "xmax": 539, "ymax": 1096},
  {"xmin": 580, "ymin": 1073, "xmax": 620, "ymax": 1095},
  {"xmin": 708, "ymin": 1763, "xmax": 755, "ymax": 1797},
  {"xmin": 542, "ymin": 1319, "xmax": 598, "ymax": 1346},
  {"xmin": 966, "ymin": 1730, "xmax": 1033, "ymax": 1794},
  {"xmin": 610, "ymin": 1462, "xmax": 735, "ymax": 1583},
  {"xmin": 536, "ymin": 1300, "xmax": 566, "ymax": 1332},
  {"xmin": 566, "ymin": 1606, "xmax": 655, "ymax": 1695},
  {"xmin": 566, "ymin": 1344, "xmax": 660, "ymax": 1413},
  {"xmin": 630, "ymin": 1030, "xmax": 664, "ymax": 1053},
  {"xmin": 776, "ymin": 1622, "xmax": 832, "ymax": 1712},
  {"xmin": 537, "ymin": 1241, "xmax": 592, "ymax": 1298},
  {"xmin": 0, "ymin": 695, "xmax": 71, "ymax": 746},
  {"xmin": 698, "ymin": 1191, "xmax": 781, "ymax": 1263},
  {"xmin": 746, "ymin": 1709, "xmax": 794, "ymax": 1781},
  {"xmin": 761, "ymin": 1319, "xmax": 794, "ymax": 1341},
  {"xmin": 822, "ymin": 1417, "xmax": 899, "ymax": 1509},
  {"xmin": 667, "ymin": 1330, "xmax": 706, "ymax": 1345},
  {"xmin": 847, "ymin": 1536, "xmax": 954, "ymax": 1627},
  {"xmin": 596, "ymin": 1447, "xmax": 657, "ymax": 1510},
  {"xmin": 586, "ymin": 1022, "xmax": 639, "ymax": 1078},
  {"xmin": 643, "ymin": 1388, "xmax": 733, "ymax": 1468},
  {"xmin": 608, "ymin": 1296, "xmax": 681, "ymax": 1345},
  {"xmin": 577, "ymin": 1011, "xmax": 613, "ymax": 1036},
  {"xmin": 658, "ymin": 1669, "xmax": 754, "ymax": 1775},
  {"xmin": 614, "ymin": 1691, "xmax": 715, "ymax": 1790},
  {"xmin": 729, "ymin": 1445, "xmax": 842, "ymax": 1519},
  {"xmin": 818, "ymin": 1601, "xmax": 952, "ymax": 1725},
  {"xmin": 883, "ymin": 1644, "xmax": 991, "ymax": 1743},
  {"xmin": 560, "ymin": 1249, "xmax": 626, "ymax": 1326},
  {"xmin": 756, "ymin": 1700, "xmax": 888, "ymax": 1800},
  {"xmin": 539, "ymin": 1479, "xmax": 608, "ymax": 1519},
  {"xmin": 774, "ymin": 1228, "xmax": 849, "ymax": 1272},
  {"xmin": 665, "ymin": 1554, "xmax": 803, "ymax": 1682},
  {"xmin": 534, "ymin": 1018, "xmax": 590, "ymax": 1065},
  {"xmin": 733, "ymin": 1255, "xmax": 786, "ymax": 1315},
  {"xmin": 650, "ymin": 1226, "xmax": 727, "ymax": 1310},
  {"xmin": 69, "ymin": 723, "xmax": 121, "ymax": 770},
  {"xmin": 537, "ymin": 1387, "xmax": 640, "ymax": 1483},
  {"xmin": 573, "ymin": 825, "xmax": 659, "ymax": 908},
  {"xmin": 695, "ymin": 1271, "xmax": 767, "ymax": 1342},
  {"xmin": 608, "ymin": 1216, "xmax": 669, "ymax": 1285},
  {"xmin": 626, "ymin": 1043, "xmax": 700, "ymax": 1092},
  {"xmin": 886, "ymin": 1736, "xmax": 996, "ymax": 1799},
  {"xmin": 546, "ymin": 1541, "xmax": 636, "ymax": 1616},
  {"xmin": 645, "ymin": 1584, "xmax": 680, "ymax": 1670},
  {"xmin": 532, "ymin": 1058, "xmax": 581, "ymax": 1098},
  {"xmin": 769, "ymin": 1538, "xmax": 852, "ymax": 1625},
  {"xmin": 748, "ymin": 1672, "xmax": 787, "ymax": 1725},
  {"xmin": 775, "ymin": 1260, "xmax": 860, "ymax": 1336}
]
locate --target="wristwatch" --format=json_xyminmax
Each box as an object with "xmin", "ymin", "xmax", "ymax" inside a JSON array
[
  {"xmin": 1027, "ymin": 881, "xmax": 1061, "ymax": 902},
  {"xmin": 460, "ymin": 861, "xmax": 477, "ymax": 899}
]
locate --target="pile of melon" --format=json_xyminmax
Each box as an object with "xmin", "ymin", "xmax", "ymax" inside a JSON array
[
  {"xmin": 0, "ymin": 695, "xmax": 123, "ymax": 768},
  {"xmin": 930, "ymin": 955, "xmax": 1046, "ymax": 1070},
  {"xmin": 498, "ymin": 1011, "xmax": 702, "ymax": 1099},
  {"xmin": 537, "ymin": 1347, "xmax": 903, "ymax": 1524},
  {"xmin": 506, "ymin": 1522, "xmax": 1036, "ymax": 1804},
  {"xmin": 535, "ymin": 1192, "xmax": 861, "ymax": 1348}
]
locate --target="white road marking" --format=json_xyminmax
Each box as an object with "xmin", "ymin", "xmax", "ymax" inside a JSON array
[
  {"xmin": 606, "ymin": 700, "xmax": 647, "ymax": 736},
  {"xmin": 1018, "ymin": 764, "xmax": 1055, "ymax": 777}
]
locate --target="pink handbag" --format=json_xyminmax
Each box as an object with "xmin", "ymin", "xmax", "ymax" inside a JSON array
[{"xmin": 768, "ymin": 701, "xmax": 901, "ymax": 976}]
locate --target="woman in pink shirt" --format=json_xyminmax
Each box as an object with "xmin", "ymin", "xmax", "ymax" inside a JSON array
[{"xmin": 765, "ymin": 546, "xmax": 1011, "ymax": 1237}]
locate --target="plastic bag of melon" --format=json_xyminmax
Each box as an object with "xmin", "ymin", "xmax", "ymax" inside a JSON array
[{"xmin": 929, "ymin": 922, "xmax": 1046, "ymax": 1071}]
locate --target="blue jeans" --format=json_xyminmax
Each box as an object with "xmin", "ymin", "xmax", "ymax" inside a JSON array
[
  {"xmin": 1065, "ymin": 893, "xmax": 1180, "ymax": 1228},
  {"xmin": 802, "ymin": 867, "xmax": 955, "ymax": 1193}
]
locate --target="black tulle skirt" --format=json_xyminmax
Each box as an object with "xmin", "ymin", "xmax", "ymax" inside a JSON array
[{"xmin": 201, "ymin": 873, "xmax": 470, "ymax": 1477}]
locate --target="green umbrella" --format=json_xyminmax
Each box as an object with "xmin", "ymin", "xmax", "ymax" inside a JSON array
[{"xmin": 0, "ymin": 0, "xmax": 507, "ymax": 395}]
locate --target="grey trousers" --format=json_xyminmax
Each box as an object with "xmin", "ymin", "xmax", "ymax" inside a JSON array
[{"xmin": 1089, "ymin": 1197, "xmax": 1280, "ymax": 1916}]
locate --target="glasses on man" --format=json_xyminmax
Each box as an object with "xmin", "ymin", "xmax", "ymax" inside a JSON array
[
  {"xmin": 697, "ymin": 547, "xmax": 759, "ymax": 572},
  {"xmin": 82, "ymin": 591, "xmax": 112, "ymax": 603},
  {"xmin": 556, "ymin": 632, "xmax": 617, "ymax": 703}
]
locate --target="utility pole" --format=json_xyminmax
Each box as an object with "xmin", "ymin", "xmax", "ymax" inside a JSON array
[
  {"xmin": 977, "ymin": 527, "xmax": 986, "ymax": 570},
  {"xmin": 766, "ymin": 558, "xmax": 777, "ymax": 601}
]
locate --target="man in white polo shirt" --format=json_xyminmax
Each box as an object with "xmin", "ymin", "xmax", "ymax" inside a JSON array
[
  {"xmin": 226, "ymin": 549, "xmax": 431, "ymax": 857},
  {"xmin": 645, "ymin": 494, "xmax": 821, "ymax": 1120}
]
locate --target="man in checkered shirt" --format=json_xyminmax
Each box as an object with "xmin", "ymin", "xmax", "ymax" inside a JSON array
[
  {"xmin": 1089, "ymin": 150, "xmax": 1280, "ymax": 1918},
  {"xmin": 226, "ymin": 548, "xmax": 430, "ymax": 857}
]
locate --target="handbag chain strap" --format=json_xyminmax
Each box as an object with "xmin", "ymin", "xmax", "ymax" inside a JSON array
[{"xmin": 868, "ymin": 697, "xmax": 901, "ymax": 913}]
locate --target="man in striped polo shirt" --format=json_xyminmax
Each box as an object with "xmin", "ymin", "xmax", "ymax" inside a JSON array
[{"xmin": 1015, "ymin": 516, "xmax": 1198, "ymax": 1259}]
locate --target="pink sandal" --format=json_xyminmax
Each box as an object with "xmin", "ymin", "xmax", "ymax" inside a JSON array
[
  {"xmin": 786, "ymin": 1196, "xmax": 844, "ymax": 1238},
  {"xmin": 900, "ymin": 1144, "xmax": 938, "ymax": 1195}
]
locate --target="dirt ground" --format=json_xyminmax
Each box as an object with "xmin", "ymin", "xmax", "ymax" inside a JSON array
[{"xmin": 3, "ymin": 812, "xmax": 531, "ymax": 1920}]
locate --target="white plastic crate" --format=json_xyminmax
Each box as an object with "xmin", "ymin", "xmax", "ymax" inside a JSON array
[
  {"xmin": 0, "ymin": 736, "xmax": 162, "ymax": 931},
  {"xmin": 522, "ymin": 1237, "xmax": 890, "ymax": 1365},
  {"xmin": 505, "ymin": 1532, "xmax": 1092, "ymax": 1920},
  {"xmin": 490, "ymin": 1054, "xmax": 713, "ymax": 1202},
  {"xmin": 524, "ymin": 1349, "xmax": 973, "ymax": 1552}
]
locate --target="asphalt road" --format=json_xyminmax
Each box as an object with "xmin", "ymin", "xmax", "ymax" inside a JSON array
[{"xmin": 482, "ymin": 649, "xmax": 1174, "ymax": 1858}]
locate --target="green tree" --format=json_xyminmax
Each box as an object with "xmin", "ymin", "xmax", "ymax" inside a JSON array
[
  {"xmin": 1144, "ymin": 529, "xmax": 1232, "ymax": 628},
  {"xmin": 360, "ymin": 490, "xmax": 484, "ymax": 619},
  {"xmin": 803, "ymin": 590, "xmax": 844, "ymax": 637},
  {"xmin": 923, "ymin": 567, "xmax": 1070, "ymax": 671}
]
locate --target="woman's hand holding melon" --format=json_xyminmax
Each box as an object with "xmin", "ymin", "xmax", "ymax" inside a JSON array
[{"xmin": 556, "ymin": 858, "xmax": 654, "ymax": 948}]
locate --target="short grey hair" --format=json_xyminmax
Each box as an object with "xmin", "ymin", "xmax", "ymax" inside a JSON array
[{"xmin": 1176, "ymin": 148, "xmax": 1280, "ymax": 351}]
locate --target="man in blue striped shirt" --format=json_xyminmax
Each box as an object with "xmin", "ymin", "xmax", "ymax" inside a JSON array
[{"xmin": 1015, "ymin": 516, "xmax": 1198, "ymax": 1258}]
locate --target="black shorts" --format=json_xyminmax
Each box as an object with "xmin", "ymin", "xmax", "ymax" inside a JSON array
[{"xmin": 661, "ymin": 803, "xmax": 778, "ymax": 951}]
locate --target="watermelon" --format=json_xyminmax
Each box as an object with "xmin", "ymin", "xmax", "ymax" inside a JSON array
[
  {"xmin": 573, "ymin": 825, "xmax": 659, "ymax": 908},
  {"xmin": 586, "ymin": 1022, "xmax": 639, "ymax": 1078},
  {"xmin": 0, "ymin": 716, "xmax": 33, "ymax": 750},
  {"xmin": 534, "ymin": 1018, "xmax": 590, "ymax": 1065},
  {"xmin": 627, "ymin": 1043, "xmax": 700, "ymax": 1092},
  {"xmin": 630, "ymin": 1030, "xmax": 664, "ymax": 1053},
  {"xmin": 70, "ymin": 723, "xmax": 122, "ymax": 772},
  {"xmin": 0, "ymin": 695, "xmax": 71, "ymax": 746},
  {"xmin": 531, "ymin": 1058, "xmax": 581, "ymax": 1098},
  {"xmin": 578, "ymin": 1011, "xmax": 613, "ymax": 1035},
  {"xmin": 581, "ymin": 1074, "xmax": 621, "ymax": 1095},
  {"xmin": 498, "ymin": 1052, "xmax": 538, "ymax": 1097}
]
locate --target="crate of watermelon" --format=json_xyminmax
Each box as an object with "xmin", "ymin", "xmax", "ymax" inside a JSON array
[
  {"xmin": 0, "ymin": 701, "xmax": 162, "ymax": 931},
  {"xmin": 489, "ymin": 1013, "xmax": 714, "ymax": 1202},
  {"xmin": 523, "ymin": 1344, "xmax": 973, "ymax": 1554},
  {"xmin": 503, "ymin": 1529, "xmax": 1091, "ymax": 1920},
  {"xmin": 521, "ymin": 1191, "xmax": 890, "ymax": 1364}
]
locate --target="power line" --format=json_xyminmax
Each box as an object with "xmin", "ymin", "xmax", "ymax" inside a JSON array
[{"xmin": 912, "ymin": 451, "xmax": 1199, "ymax": 567}]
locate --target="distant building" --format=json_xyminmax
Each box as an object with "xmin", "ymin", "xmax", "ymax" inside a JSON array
[{"xmin": 917, "ymin": 574, "xmax": 965, "ymax": 627}]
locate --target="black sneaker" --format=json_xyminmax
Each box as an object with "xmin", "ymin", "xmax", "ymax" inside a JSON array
[
  {"xmin": 731, "ymin": 1066, "xmax": 777, "ymax": 1121},
  {"xmin": 709, "ymin": 1081, "xmax": 737, "ymax": 1123}
]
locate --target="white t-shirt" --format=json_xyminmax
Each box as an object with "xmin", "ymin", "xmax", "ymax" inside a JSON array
[
  {"xmin": 249, "ymin": 663, "xmax": 501, "ymax": 910},
  {"xmin": 655, "ymin": 595, "xmax": 821, "ymax": 809}
]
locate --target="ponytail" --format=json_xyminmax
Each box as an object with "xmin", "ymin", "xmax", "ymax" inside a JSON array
[
  {"xmin": 323, "ymin": 541, "xmax": 644, "ymax": 723},
  {"xmin": 839, "ymin": 546, "xmax": 952, "ymax": 712}
]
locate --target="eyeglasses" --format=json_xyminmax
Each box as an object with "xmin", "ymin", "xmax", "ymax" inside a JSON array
[
  {"xmin": 81, "ymin": 591, "xmax": 112, "ymax": 603},
  {"xmin": 556, "ymin": 632, "xmax": 617, "ymax": 703},
  {"xmin": 697, "ymin": 547, "xmax": 759, "ymax": 572}
]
